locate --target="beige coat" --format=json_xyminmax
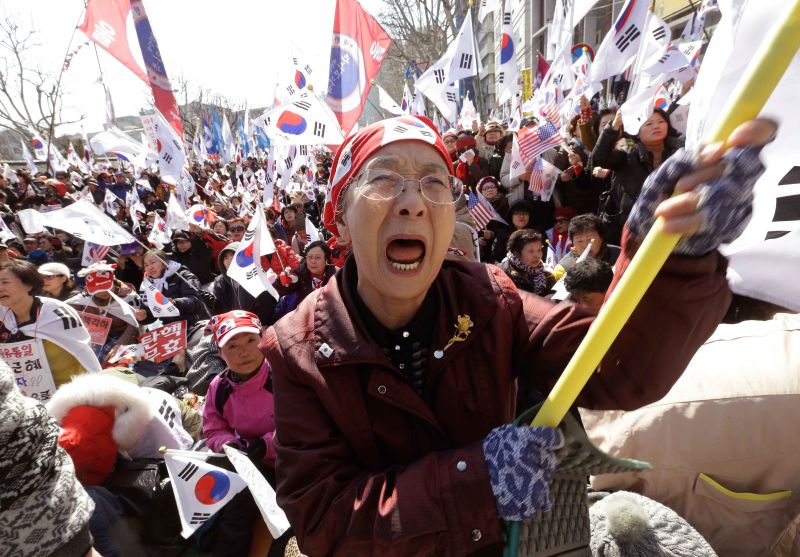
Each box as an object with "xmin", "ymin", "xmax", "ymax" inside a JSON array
[{"xmin": 581, "ymin": 313, "xmax": 800, "ymax": 557}]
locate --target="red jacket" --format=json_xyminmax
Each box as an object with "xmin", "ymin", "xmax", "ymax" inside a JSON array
[{"xmin": 260, "ymin": 227, "xmax": 730, "ymax": 556}]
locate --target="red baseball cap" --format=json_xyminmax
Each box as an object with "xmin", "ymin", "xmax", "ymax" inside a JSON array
[{"xmin": 212, "ymin": 310, "xmax": 262, "ymax": 348}]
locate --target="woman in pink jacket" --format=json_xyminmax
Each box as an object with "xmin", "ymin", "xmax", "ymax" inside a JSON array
[{"xmin": 202, "ymin": 310, "xmax": 278, "ymax": 556}]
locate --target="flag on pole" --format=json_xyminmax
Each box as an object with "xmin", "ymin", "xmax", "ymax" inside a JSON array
[
  {"xmin": 163, "ymin": 452, "xmax": 247, "ymax": 538},
  {"xmin": 227, "ymin": 209, "xmax": 279, "ymax": 300},
  {"xmin": 516, "ymin": 121, "xmax": 562, "ymax": 165},
  {"xmin": 412, "ymin": 85, "xmax": 427, "ymax": 116},
  {"xmin": 222, "ymin": 446, "xmax": 290, "ymax": 539},
  {"xmin": 192, "ymin": 123, "xmax": 206, "ymax": 161},
  {"xmin": 416, "ymin": 10, "xmax": 481, "ymax": 112},
  {"xmin": 589, "ymin": 0, "xmax": 650, "ymax": 83},
  {"xmin": 167, "ymin": 194, "xmax": 189, "ymax": 231},
  {"xmin": 221, "ymin": 114, "xmax": 236, "ymax": 164},
  {"xmin": 143, "ymin": 278, "xmax": 180, "ymax": 317},
  {"xmin": 305, "ymin": 216, "xmax": 320, "ymax": 243},
  {"xmin": 400, "ymin": 82, "xmax": 413, "ymax": 115},
  {"xmin": 326, "ymin": 0, "xmax": 392, "ymax": 136},
  {"xmin": 256, "ymin": 91, "xmax": 345, "ymax": 146},
  {"xmin": 154, "ymin": 110, "xmax": 187, "ymax": 182},
  {"xmin": 21, "ymin": 139, "xmax": 37, "ymax": 173},
  {"xmin": 477, "ymin": 0, "xmax": 501, "ymax": 23},
  {"xmin": 377, "ymin": 85, "xmax": 404, "ymax": 116},
  {"xmin": 81, "ymin": 126, "xmax": 94, "ymax": 167},
  {"xmin": 528, "ymin": 156, "xmax": 560, "ymax": 201},
  {"xmin": 147, "ymin": 212, "xmax": 171, "ymax": 250},
  {"xmin": 467, "ymin": 188, "xmax": 506, "ymax": 231},
  {"xmin": 79, "ymin": 0, "xmax": 148, "ymax": 82},
  {"xmin": 496, "ymin": 7, "xmax": 520, "ymax": 105},
  {"xmin": 81, "ymin": 242, "xmax": 110, "ymax": 267}
]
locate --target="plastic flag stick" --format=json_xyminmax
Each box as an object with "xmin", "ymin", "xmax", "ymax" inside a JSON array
[{"xmin": 531, "ymin": 0, "xmax": 800, "ymax": 428}]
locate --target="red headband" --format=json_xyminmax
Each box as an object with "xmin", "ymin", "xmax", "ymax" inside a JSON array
[{"xmin": 322, "ymin": 116, "xmax": 453, "ymax": 236}]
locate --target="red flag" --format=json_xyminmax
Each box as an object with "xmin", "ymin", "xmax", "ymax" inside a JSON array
[
  {"xmin": 326, "ymin": 0, "xmax": 392, "ymax": 136},
  {"xmin": 535, "ymin": 52, "xmax": 550, "ymax": 90},
  {"xmin": 80, "ymin": 0, "xmax": 147, "ymax": 83},
  {"xmin": 130, "ymin": 1, "xmax": 183, "ymax": 137}
]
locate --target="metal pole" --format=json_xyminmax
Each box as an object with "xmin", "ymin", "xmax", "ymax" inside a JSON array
[{"xmin": 45, "ymin": 2, "xmax": 87, "ymax": 175}]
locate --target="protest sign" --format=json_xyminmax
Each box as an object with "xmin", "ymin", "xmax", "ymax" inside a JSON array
[
  {"xmin": 78, "ymin": 312, "xmax": 113, "ymax": 346},
  {"xmin": 1, "ymin": 339, "xmax": 56, "ymax": 400},
  {"xmin": 139, "ymin": 320, "xmax": 187, "ymax": 363}
]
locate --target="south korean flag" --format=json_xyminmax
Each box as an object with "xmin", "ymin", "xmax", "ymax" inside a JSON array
[
  {"xmin": 589, "ymin": 0, "xmax": 650, "ymax": 82},
  {"xmin": 255, "ymin": 91, "xmax": 344, "ymax": 146},
  {"xmin": 163, "ymin": 452, "xmax": 247, "ymax": 538},
  {"xmin": 143, "ymin": 281, "xmax": 180, "ymax": 317}
]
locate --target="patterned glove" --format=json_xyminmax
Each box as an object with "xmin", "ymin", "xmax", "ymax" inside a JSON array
[
  {"xmin": 626, "ymin": 144, "xmax": 768, "ymax": 256},
  {"xmin": 483, "ymin": 424, "xmax": 564, "ymax": 521}
]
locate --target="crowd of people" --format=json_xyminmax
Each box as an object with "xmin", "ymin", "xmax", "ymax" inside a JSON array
[{"xmin": 0, "ymin": 100, "xmax": 795, "ymax": 557}]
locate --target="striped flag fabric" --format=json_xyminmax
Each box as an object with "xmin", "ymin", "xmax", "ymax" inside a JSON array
[
  {"xmin": 517, "ymin": 121, "xmax": 562, "ymax": 166},
  {"xmin": 81, "ymin": 242, "xmax": 110, "ymax": 267},
  {"xmin": 528, "ymin": 156, "xmax": 560, "ymax": 200},
  {"xmin": 467, "ymin": 188, "xmax": 505, "ymax": 231}
]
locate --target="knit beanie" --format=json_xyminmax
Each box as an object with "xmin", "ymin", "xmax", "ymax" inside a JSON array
[
  {"xmin": 589, "ymin": 491, "xmax": 717, "ymax": 556},
  {"xmin": 0, "ymin": 360, "xmax": 94, "ymax": 557}
]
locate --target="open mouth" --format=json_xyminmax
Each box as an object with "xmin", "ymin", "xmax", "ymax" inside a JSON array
[{"xmin": 386, "ymin": 237, "xmax": 426, "ymax": 272}]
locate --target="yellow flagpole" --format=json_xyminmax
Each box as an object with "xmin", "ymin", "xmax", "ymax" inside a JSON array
[{"xmin": 531, "ymin": 0, "xmax": 800, "ymax": 428}]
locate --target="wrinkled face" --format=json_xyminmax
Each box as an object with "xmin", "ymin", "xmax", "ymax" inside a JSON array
[
  {"xmin": 0, "ymin": 269, "xmax": 32, "ymax": 306},
  {"xmin": 41, "ymin": 274, "xmax": 67, "ymax": 295},
  {"xmin": 481, "ymin": 182, "xmax": 498, "ymax": 200},
  {"xmin": 143, "ymin": 253, "xmax": 166, "ymax": 278},
  {"xmin": 519, "ymin": 240, "xmax": 543, "ymax": 267},
  {"xmin": 338, "ymin": 142, "xmax": 455, "ymax": 307},
  {"xmin": 512, "ymin": 211, "xmax": 530, "ymax": 230},
  {"xmin": 554, "ymin": 216, "xmax": 571, "ymax": 234},
  {"xmin": 219, "ymin": 332, "xmax": 264, "ymax": 375},
  {"xmin": 305, "ymin": 246, "xmax": 327, "ymax": 275},
  {"xmin": 484, "ymin": 130, "xmax": 502, "ymax": 145},
  {"xmin": 175, "ymin": 239, "xmax": 192, "ymax": 253},
  {"xmin": 638, "ymin": 113, "xmax": 668, "ymax": 144},
  {"xmin": 229, "ymin": 223, "xmax": 245, "ymax": 241},
  {"xmin": 222, "ymin": 251, "xmax": 234, "ymax": 270},
  {"xmin": 572, "ymin": 230, "xmax": 603, "ymax": 257}
]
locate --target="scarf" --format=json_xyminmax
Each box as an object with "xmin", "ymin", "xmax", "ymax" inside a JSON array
[
  {"xmin": 507, "ymin": 252, "xmax": 549, "ymax": 294},
  {"xmin": 145, "ymin": 259, "xmax": 182, "ymax": 293},
  {"xmin": 0, "ymin": 296, "xmax": 102, "ymax": 373},
  {"xmin": 0, "ymin": 361, "xmax": 94, "ymax": 556}
]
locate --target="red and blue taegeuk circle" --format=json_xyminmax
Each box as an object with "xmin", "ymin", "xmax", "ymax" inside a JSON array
[
  {"xmin": 192, "ymin": 209, "xmax": 205, "ymax": 223},
  {"xmin": 277, "ymin": 111, "xmax": 307, "ymax": 135},
  {"xmin": 294, "ymin": 70, "xmax": 307, "ymax": 89},
  {"xmin": 235, "ymin": 242, "xmax": 255, "ymax": 267},
  {"xmin": 500, "ymin": 34, "xmax": 514, "ymax": 64},
  {"xmin": 194, "ymin": 471, "xmax": 231, "ymax": 505},
  {"xmin": 154, "ymin": 291, "xmax": 168, "ymax": 305}
]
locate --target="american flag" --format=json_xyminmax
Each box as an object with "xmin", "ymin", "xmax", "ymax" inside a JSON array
[
  {"xmin": 467, "ymin": 188, "xmax": 500, "ymax": 231},
  {"xmin": 517, "ymin": 121, "xmax": 562, "ymax": 166},
  {"xmin": 540, "ymin": 87, "xmax": 561, "ymax": 125},
  {"xmin": 528, "ymin": 156, "xmax": 559, "ymax": 195}
]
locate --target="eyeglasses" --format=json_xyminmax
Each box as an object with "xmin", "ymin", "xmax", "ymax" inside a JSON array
[
  {"xmin": 230, "ymin": 226, "xmax": 245, "ymax": 232},
  {"xmin": 352, "ymin": 168, "xmax": 464, "ymax": 205}
]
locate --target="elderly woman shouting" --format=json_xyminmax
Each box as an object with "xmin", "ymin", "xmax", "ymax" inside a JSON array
[{"xmin": 261, "ymin": 115, "xmax": 775, "ymax": 556}]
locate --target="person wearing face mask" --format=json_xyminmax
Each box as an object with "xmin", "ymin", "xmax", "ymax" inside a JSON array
[
  {"xmin": 260, "ymin": 115, "xmax": 772, "ymax": 556},
  {"xmin": 592, "ymin": 108, "xmax": 684, "ymax": 245}
]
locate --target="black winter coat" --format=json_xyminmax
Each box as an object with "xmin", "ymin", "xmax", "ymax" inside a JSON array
[
  {"xmin": 171, "ymin": 236, "xmax": 215, "ymax": 284},
  {"xmin": 211, "ymin": 245, "xmax": 278, "ymax": 325},
  {"xmin": 591, "ymin": 125, "xmax": 684, "ymax": 244},
  {"xmin": 140, "ymin": 264, "xmax": 210, "ymax": 325}
]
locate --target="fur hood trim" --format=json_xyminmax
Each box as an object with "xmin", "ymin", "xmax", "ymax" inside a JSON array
[{"xmin": 47, "ymin": 373, "xmax": 152, "ymax": 450}]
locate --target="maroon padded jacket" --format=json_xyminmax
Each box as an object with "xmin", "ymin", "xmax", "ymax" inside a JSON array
[{"xmin": 261, "ymin": 227, "xmax": 731, "ymax": 556}]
